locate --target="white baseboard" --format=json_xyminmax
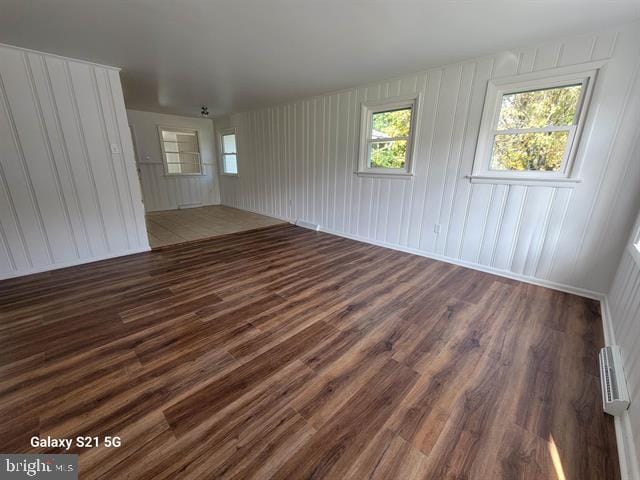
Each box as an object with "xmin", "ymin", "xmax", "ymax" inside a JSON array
[
  {"xmin": 601, "ymin": 297, "xmax": 618, "ymax": 350},
  {"xmin": 0, "ymin": 246, "xmax": 151, "ymax": 281},
  {"xmin": 316, "ymin": 225, "xmax": 604, "ymax": 300},
  {"xmin": 219, "ymin": 205, "xmax": 604, "ymax": 299},
  {"xmin": 177, "ymin": 202, "xmax": 204, "ymax": 209},
  {"xmin": 615, "ymin": 411, "xmax": 639, "ymax": 480},
  {"xmin": 220, "ymin": 203, "xmax": 294, "ymax": 224},
  {"xmin": 146, "ymin": 201, "xmax": 221, "ymax": 213}
]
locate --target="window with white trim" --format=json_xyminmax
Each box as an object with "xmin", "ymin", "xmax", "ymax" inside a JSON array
[
  {"xmin": 158, "ymin": 127, "xmax": 202, "ymax": 175},
  {"xmin": 358, "ymin": 95, "xmax": 419, "ymax": 176},
  {"xmin": 470, "ymin": 66, "xmax": 598, "ymax": 184},
  {"xmin": 220, "ymin": 129, "xmax": 239, "ymax": 175}
]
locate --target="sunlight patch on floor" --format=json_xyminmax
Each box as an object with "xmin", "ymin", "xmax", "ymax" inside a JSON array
[{"xmin": 548, "ymin": 435, "xmax": 567, "ymax": 480}]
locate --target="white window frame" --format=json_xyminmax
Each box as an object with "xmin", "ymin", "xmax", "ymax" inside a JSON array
[
  {"xmin": 469, "ymin": 62, "xmax": 602, "ymax": 186},
  {"xmin": 158, "ymin": 126, "xmax": 203, "ymax": 176},
  {"xmin": 219, "ymin": 127, "xmax": 239, "ymax": 176},
  {"xmin": 357, "ymin": 94, "xmax": 421, "ymax": 178}
]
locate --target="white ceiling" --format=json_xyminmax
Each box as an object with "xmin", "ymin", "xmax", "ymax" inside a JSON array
[{"xmin": 1, "ymin": 0, "xmax": 639, "ymax": 117}]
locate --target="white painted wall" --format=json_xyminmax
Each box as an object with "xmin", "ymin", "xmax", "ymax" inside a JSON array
[
  {"xmin": 127, "ymin": 109, "xmax": 221, "ymax": 212},
  {"xmin": 0, "ymin": 44, "xmax": 149, "ymax": 280},
  {"xmin": 215, "ymin": 23, "xmax": 640, "ymax": 295}
]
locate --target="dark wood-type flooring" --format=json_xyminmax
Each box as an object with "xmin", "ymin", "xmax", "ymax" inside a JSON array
[{"xmin": 0, "ymin": 224, "xmax": 619, "ymax": 479}]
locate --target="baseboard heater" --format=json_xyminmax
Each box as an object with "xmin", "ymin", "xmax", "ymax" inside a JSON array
[{"xmin": 599, "ymin": 345, "xmax": 630, "ymax": 416}]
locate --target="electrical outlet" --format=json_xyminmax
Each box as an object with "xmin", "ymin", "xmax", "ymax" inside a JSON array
[
  {"xmin": 434, "ymin": 224, "xmax": 441, "ymax": 234},
  {"xmin": 110, "ymin": 144, "xmax": 121, "ymax": 154}
]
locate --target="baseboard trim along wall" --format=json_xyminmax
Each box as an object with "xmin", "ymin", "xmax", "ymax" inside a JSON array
[
  {"xmin": 616, "ymin": 413, "xmax": 640, "ymax": 480},
  {"xmin": 317, "ymin": 221, "xmax": 604, "ymax": 300},
  {"xmin": 230, "ymin": 205, "xmax": 600, "ymax": 299},
  {"xmin": 0, "ymin": 246, "xmax": 150, "ymax": 281}
]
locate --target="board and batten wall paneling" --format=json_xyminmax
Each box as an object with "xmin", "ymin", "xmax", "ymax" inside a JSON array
[
  {"xmin": 215, "ymin": 22, "xmax": 640, "ymax": 295},
  {"xmin": 126, "ymin": 109, "xmax": 221, "ymax": 212},
  {"xmin": 0, "ymin": 43, "xmax": 149, "ymax": 280}
]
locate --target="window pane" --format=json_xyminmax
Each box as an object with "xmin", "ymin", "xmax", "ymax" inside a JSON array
[
  {"xmin": 163, "ymin": 143, "xmax": 180, "ymax": 154},
  {"xmin": 162, "ymin": 130, "xmax": 178, "ymax": 141},
  {"xmin": 165, "ymin": 152, "xmax": 199, "ymax": 163},
  {"xmin": 497, "ymin": 85, "xmax": 582, "ymax": 130},
  {"xmin": 178, "ymin": 163, "xmax": 202, "ymax": 174},
  {"xmin": 368, "ymin": 140, "xmax": 407, "ymax": 169},
  {"xmin": 223, "ymin": 134, "xmax": 237, "ymax": 153},
  {"xmin": 371, "ymin": 108, "xmax": 411, "ymax": 139},
  {"xmin": 224, "ymin": 154, "xmax": 238, "ymax": 174},
  {"xmin": 167, "ymin": 163, "xmax": 181, "ymax": 174},
  {"xmin": 490, "ymin": 131, "xmax": 569, "ymax": 172},
  {"xmin": 164, "ymin": 139, "xmax": 199, "ymax": 154},
  {"xmin": 161, "ymin": 129, "xmax": 201, "ymax": 175},
  {"xmin": 174, "ymin": 133, "xmax": 199, "ymax": 152}
]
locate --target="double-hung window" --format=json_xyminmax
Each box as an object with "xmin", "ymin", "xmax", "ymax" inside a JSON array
[
  {"xmin": 470, "ymin": 65, "xmax": 598, "ymax": 184},
  {"xmin": 220, "ymin": 128, "xmax": 239, "ymax": 175},
  {"xmin": 358, "ymin": 95, "xmax": 419, "ymax": 177},
  {"xmin": 158, "ymin": 127, "xmax": 202, "ymax": 175}
]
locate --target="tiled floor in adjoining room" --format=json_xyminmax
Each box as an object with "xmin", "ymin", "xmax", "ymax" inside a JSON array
[{"xmin": 145, "ymin": 205, "xmax": 285, "ymax": 248}]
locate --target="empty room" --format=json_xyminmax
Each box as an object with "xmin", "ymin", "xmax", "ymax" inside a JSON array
[{"xmin": 1, "ymin": 1, "xmax": 640, "ymax": 479}]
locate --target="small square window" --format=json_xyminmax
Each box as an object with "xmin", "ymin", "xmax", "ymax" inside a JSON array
[
  {"xmin": 220, "ymin": 129, "xmax": 239, "ymax": 175},
  {"xmin": 158, "ymin": 127, "xmax": 202, "ymax": 176},
  {"xmin": 358, "ymin": 96, "xmax": 419, "ymax": 177},
  {"xmin": 470, "ymin": 64, "xmax": 599, "ymax": 185}
]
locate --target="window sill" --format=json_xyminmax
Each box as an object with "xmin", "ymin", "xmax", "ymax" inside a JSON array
[
  {"xmin": 221, "ymin": 173, "xmax": 239, "ymax": 177},
  {"xmin": 355, "ymin": 171, "xmax": 414, "ymax": 179},
  {"xmin": 466, "ymin": 175, "xmax": 581, "ymax": 187}
]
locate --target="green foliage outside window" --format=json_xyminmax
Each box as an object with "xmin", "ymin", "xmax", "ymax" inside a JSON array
[
  {"xmin": 369, "ymin": 108, "xmax": 411, "ymax": 169},
  {"xmin": 491, "ymin": 85, "xmax": 582, "ymax": 171}
]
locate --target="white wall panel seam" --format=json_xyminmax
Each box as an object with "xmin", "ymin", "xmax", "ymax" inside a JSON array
[
  {"xmin": 43, "ymin": 57, "xmax": 92, "ymax": 256},
  {"xmin": 26, "ymin": 54, "xmax": 80, "ymax": 260},
  {"xmin": 65, "ymin": 61, "xmax": 109, "ymax": 251},
  {"xmin": 0, "ymin": 64, "xmax": 49, "ymax": 265},
  {"xmin": 90, "ymin": 66, "xmax": 130, "ymax": 250},
  {"xmin": 0, "ymin": 72, "xmax": 32, "ymax": 267},
  {"xmin": 107, "ymin": 73, "xmax": 141, "ymax": 246},
  {"xmin": 569, "ymin": 52, "xmax": 640, "ymax": 283}
]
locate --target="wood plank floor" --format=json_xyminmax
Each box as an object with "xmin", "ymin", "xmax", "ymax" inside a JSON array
[
  {"xmin": 145, "ymin": 205, "xmax": 285, "ymax": 248},
  {"xmin": 0, "ymin": 224, "xmax": 618, "ymax": 479}
]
